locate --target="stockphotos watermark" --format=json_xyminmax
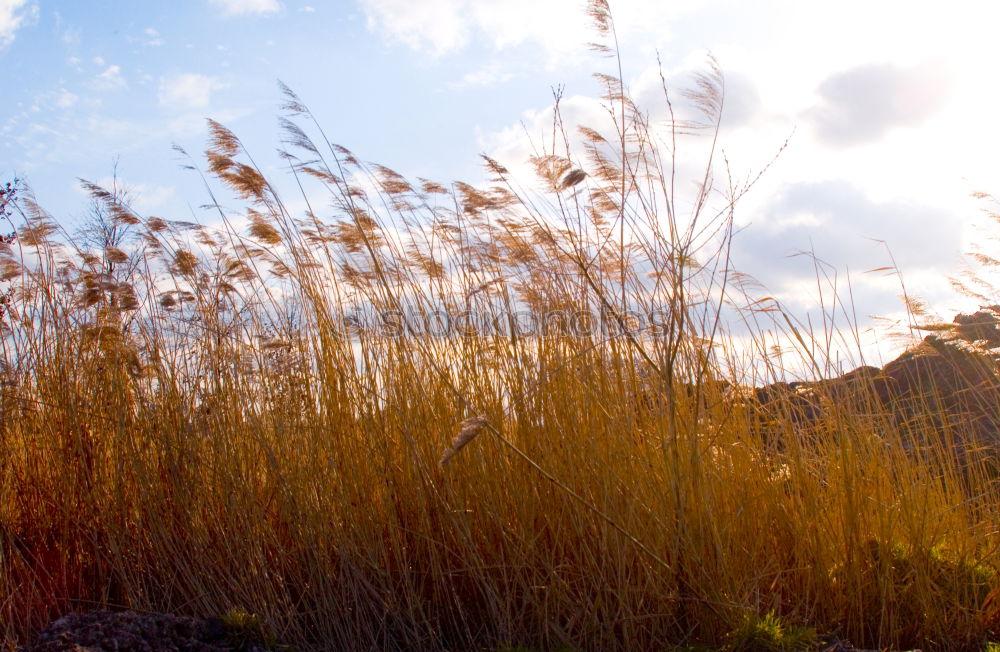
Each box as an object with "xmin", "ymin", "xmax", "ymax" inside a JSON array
[{"xmin": 334, "ymin": 307, "xmax": 680, "ymax": 338}]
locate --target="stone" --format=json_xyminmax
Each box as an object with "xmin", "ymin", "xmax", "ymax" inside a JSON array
[
  {"xmin": 743, "ymin": 308, "xmax": 1000, "ymax": 456},
  {"xmin": 17, "ymin": 610, "xmax": 277, "ymax": 652}
]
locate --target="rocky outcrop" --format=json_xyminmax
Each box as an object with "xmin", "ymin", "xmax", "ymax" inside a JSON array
[
  {"xmin": 17, "ymin": 610, "xmax": 281, "ymax": 652},
  {"xmin": 745, "ymin": 306, "xmax": 1000, "ymax": 454}
]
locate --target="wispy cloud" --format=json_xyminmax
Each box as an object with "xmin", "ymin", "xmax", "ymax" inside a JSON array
[
  {"xmin": 142, "ymin": 27, "xmax": 165, "ymax": 47},
  {"xmin": 630, "ymin": 55, "xmax": 764, "ymax": 132},
  {"xmin": 55, "ymin": 89, "xmax": 78, "ymax": 109},
  {"xmin": 0, "ymin": 0, "xmax": 37, "ymax": 48},
  {"xmin": 359, "ymin": 0, "xmax": 691, "ymax": 65},
  {"xmin": 53, "ymin": 10, "xmax": 81, "ymax": 48},
  {"xmin": 361, "ymin": 0, "xmax": 469, "ymax": 57},
  {"xmin": 804, "ymin": 61, "xmax": 951, "ymax": 148},
  {"xmin": 732, "ymin": 179, "xmax": 961, "ymax": 296},
  {"xmin": 359, "ymin": 0, "xmax": 592, "ymax": 60},
  {"xmin": 73, "ymin": 176, "xmax": 177, "ymax": 213},
  {"xmin": 476, "ymin": 92, "xmax": 609, "ymax": 183},
  {"xmin": 453, "ymin": 60, "xmax": 514, "ymax": 88},
  {"xmin": 158, "ymin": 73, "xmax": 225, "ymax": 108},
  {"xmin": 94, "ymin": 64, "xmax": 127, "ymax": 90},
  {"xmin": 208, "ymin": 0, "xmax": 281, "ymax": 17}
]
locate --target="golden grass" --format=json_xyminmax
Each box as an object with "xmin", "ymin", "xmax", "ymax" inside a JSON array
[{"xmin": 1, "ymin": 8, "xmax": 998, "ymax": 650}]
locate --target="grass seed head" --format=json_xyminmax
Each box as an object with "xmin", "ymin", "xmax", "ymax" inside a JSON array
[{"xmin": 440, "ymin": 415, "xmax": 489, "ymax": 466}]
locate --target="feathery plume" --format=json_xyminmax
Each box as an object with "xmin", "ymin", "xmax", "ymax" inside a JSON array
[
  {"xmin": 440, "ymin": 415, "xmax": 489, "ymax": 466},
  {"xmin": 560, "ymin": 169, "xmax": 587, "ymax": 189}
]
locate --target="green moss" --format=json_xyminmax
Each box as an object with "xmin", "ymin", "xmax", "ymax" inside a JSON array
[
  {"xmin": 219, "ymin": 607, "xmax": 293, "ymax": 651},
  {"xmin": 827, "ymin": 539, "xmax": 996, "ymax": 647},
  {"xmin": 726, "ymin": 610, "xmax": 818, "ymax": 651}
]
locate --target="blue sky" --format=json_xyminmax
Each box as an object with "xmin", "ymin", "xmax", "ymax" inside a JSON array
[
  {"xmin": 3, "ymin": 0, "xmax": 577, "ymax": 211},
  {"xmin": 4, "ymin": 0, "xmax": 1000, "ymax": 359}
]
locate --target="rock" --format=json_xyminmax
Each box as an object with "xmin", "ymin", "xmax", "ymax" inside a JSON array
[
  {"xmin": 877, "ymin": 335, "xmax": 1000, "ymax": 447},
  {"xmin": 954, "ymin": 304, "xmax": 1000, "ymax": 346},
  {"xmin": 744, "ymin": 307, "xmax": 1000, "ymax": 455},
  {"xmin": 17, "ymin": 610, "xmax": 279, "ymax": 652}
]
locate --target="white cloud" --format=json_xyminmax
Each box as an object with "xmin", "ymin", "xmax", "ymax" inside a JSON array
[
  {"xmin": 158, "ymin": 73, "xmax": 226, "ymax": 108},
  {"xmin": 209, "ymin": 0, "xmax": 281, "ymax": 16},
  {"xmin": 95, "ymin": 64, "xmax": 127, "ymax": 89},
  {"xmin": 55, "ymin": 89, "xmax": 78, "ymax": 108},
  {"xmin": 629, "ymin": 54, "xmax": 765, "ymax": 134},
  {"xmin": 165, "ymin": 106, "xmax": 247, "ymax": 139},
  {"xmin": 454, "ymin": 61, "xmax": 514, "ymax": 88},
  {"xmin": 361, "ymin": 0, "xmax": 468, "ymax": 57},
  {"xmin": 732, "ymin": 180, "xmax": 961, "ymax": 287},
  {"xmin": 298, "ymin": 5, "xmax": 315, "ymax": 12},
  {"xmin": 61, "ymin": 25, "xmax": 80, "ymax": 46},
  {"xmin": 0, "ymin": 0, "xmax": 36, "ymax": 48},
  {"xmin": 359, "ymin": 0, "xmax": 696, "ymax": 64},
  {"xmin": 133, "ymin": 186, "xmax": 177, "ymax": 213},
  {"xmin": 476, "ymin": 92, "xmax": 609, "ymax": 181},
  {"xmin": 804, "ymin": 61, "xmax": 951, "ymax": 148},
  {"xmin": 143, "ymin": 27, "xmax": 165, "ymax": 46}
]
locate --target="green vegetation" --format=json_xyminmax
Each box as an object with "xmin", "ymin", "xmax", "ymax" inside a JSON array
[
  {"xmin": 725, "ymin": 611, "xmax": 817, "ymax": 651},
  {"xmin": 2, "ymin": 2, "xmax": 999, "ymax": 650},
  {"xmin": 221, "ymin": 606, "xmax": 292, "ymax": 651}
]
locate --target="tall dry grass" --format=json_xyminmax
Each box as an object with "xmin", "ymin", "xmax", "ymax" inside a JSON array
[{"xmin": 1, "ymin": 3, "xmax": 999, "ymax": 649}]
